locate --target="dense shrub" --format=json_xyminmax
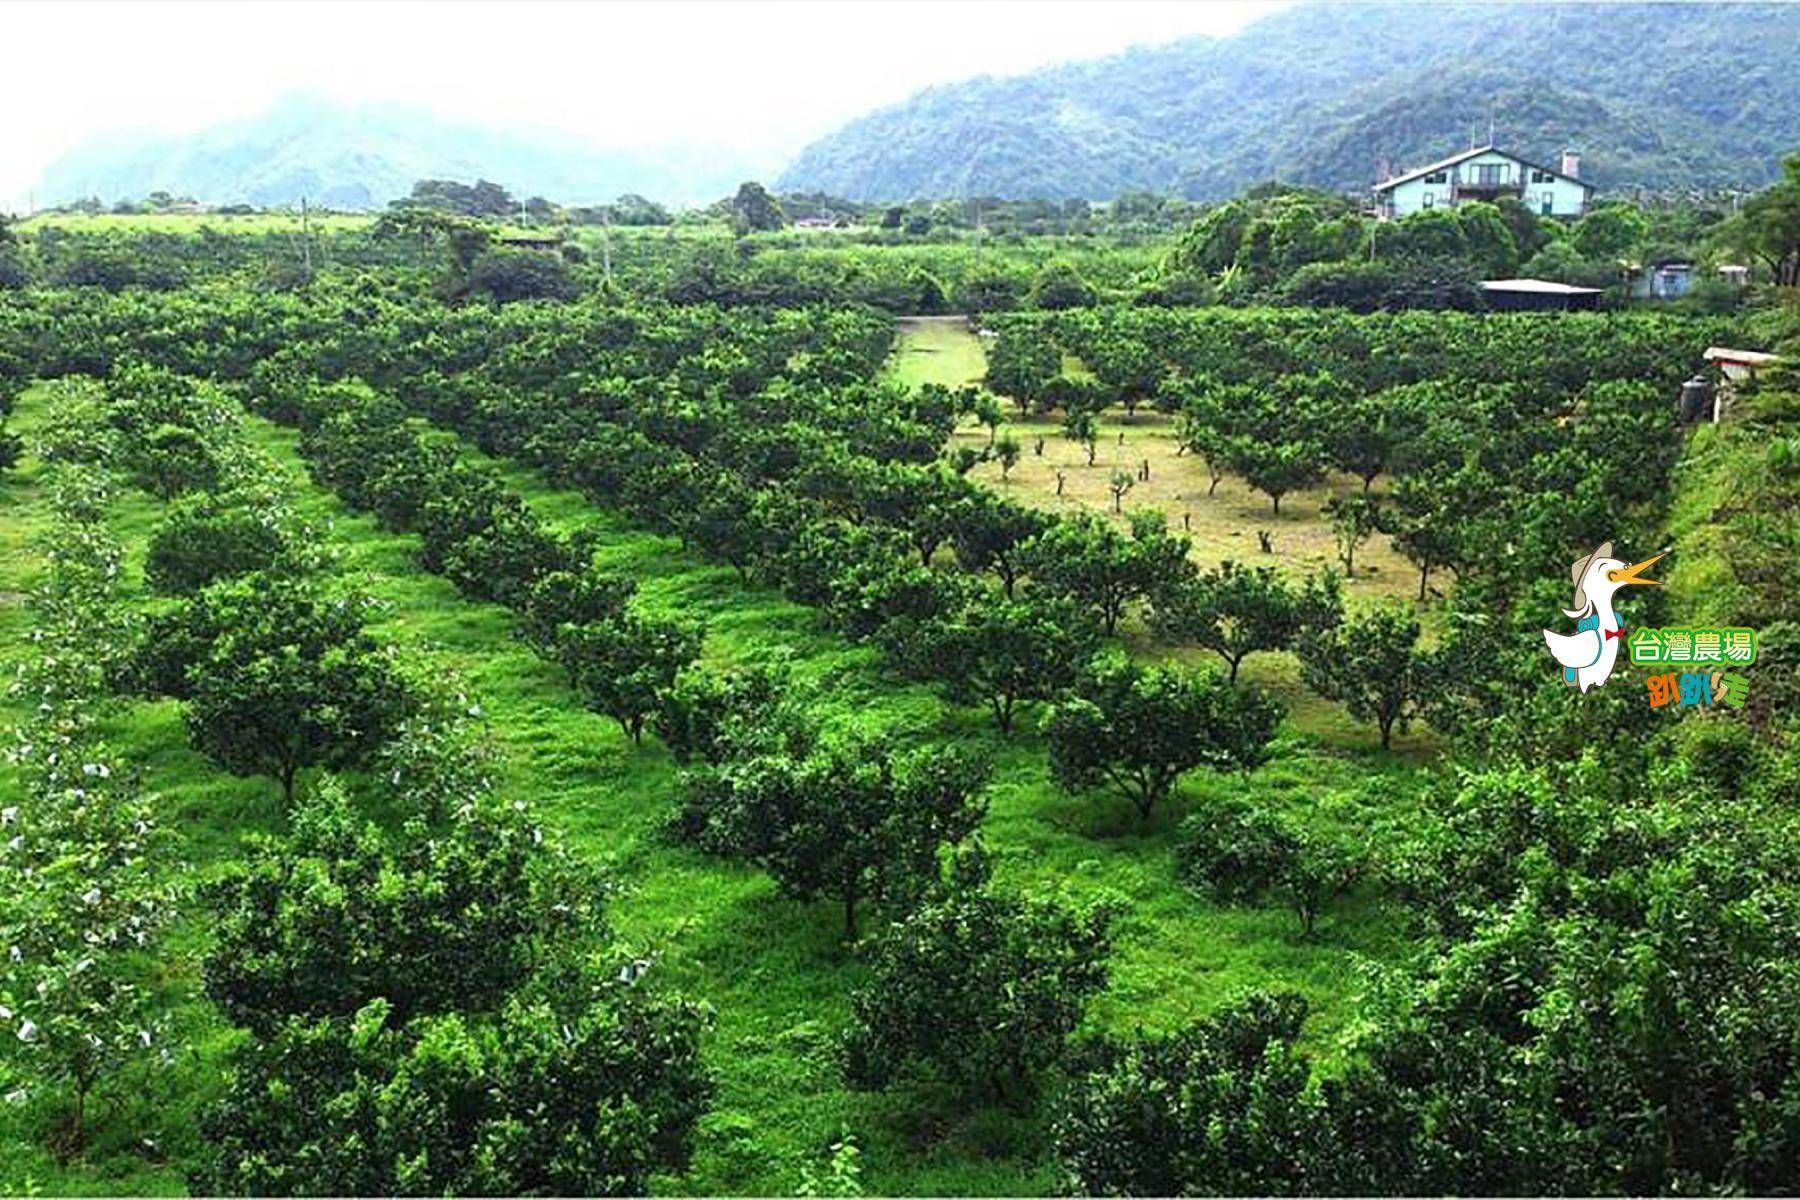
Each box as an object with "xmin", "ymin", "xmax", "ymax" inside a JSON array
[{"xmin": 845, "ymin": 872, "xmax": 1113, "ymax": 1102}]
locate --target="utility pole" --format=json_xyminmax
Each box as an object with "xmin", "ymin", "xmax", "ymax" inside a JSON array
[
  {"xmin": 599, "ymin": 210, "xmax": 613, "ymax": 284},
  {"xmin": 300, "ymin": 195, "xmax": 314, "ymax": 276}
]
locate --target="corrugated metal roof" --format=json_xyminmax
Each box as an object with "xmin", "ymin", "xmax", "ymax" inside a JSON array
[{"xmin": 1703, "ymin": 346, "xmax": 1782, "ymax": 366}]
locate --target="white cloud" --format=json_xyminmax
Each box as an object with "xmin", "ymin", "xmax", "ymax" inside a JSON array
[{"xmin": 0, "ymin": 0, "xmax": 1286, "ymax": 211}]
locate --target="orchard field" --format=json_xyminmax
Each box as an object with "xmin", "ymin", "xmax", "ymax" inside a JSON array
[{"xmin": 1, "ymin": 200, "xmax": 1799, "ymax": 1198}]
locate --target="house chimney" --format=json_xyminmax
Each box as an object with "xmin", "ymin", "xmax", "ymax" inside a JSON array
[{"xmin": 1561, "ymin": 150, "xmax": 1580, "ymax": 178}]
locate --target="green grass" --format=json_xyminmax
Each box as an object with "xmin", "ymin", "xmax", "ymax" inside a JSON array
[
  {"xmin": 888, "ymin": 317, "xmax": 991, "ymax": 390},
  {"xmin": 1, "ymin": 384, "xmax": 1428, "ymax": 1195},
  {"xmin": 1664, "ymin": 421, "xmax": 1755, "ymax": 628}
]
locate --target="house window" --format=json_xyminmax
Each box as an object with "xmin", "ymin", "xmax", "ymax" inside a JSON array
[
  {"xmin": 1541, "ymin": 191, "xmax": 1554, "ymax": 215},
  {"xmin": 1476, "ymin": 163, "xmax": 1503, "ymax": 185},
  {"xmin": 1423, "ymin": 192, "xmax": 1435, "ymax": 208},
  {"xmin": 1424, "ymin": 171, "xmax": 1447, "ymax": 184},
  {"xmin": 1531, "ymin": 169, "xmax": 1554, "ymax": 183}
]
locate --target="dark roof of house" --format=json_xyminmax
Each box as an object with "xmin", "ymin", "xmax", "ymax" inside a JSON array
[{"xmin": 1374, "ymin": 145, "xmax": 1593, "ymax": 193}]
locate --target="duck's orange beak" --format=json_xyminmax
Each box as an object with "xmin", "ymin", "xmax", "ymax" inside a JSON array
[{"xmin": 1607, "ymin": 552, "xmax": 1664, "ymax": 587}]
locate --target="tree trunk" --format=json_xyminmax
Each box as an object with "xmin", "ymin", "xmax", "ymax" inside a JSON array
[
  {"xmin": 1271, "ymin": 493, "xmax": 1282, "ymax": 516},
  {"xmin": 1417, "ymin": 562, "xmax": 1430, "ymax": 602},
  {"xmin": 842, "ymin": 890, "xmax": 858, "ymax": 941},
  {"xmin": 70, "ymin": 1079, "xmax": 88, "ymax": 1156},
  {"xmin": 1228, "ymin": 655, "xmax": 1242, "ymax": 685}
]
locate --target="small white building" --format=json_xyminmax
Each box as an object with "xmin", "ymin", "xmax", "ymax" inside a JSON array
[{"xmin": 1375, "ymin": 146, "xmax": 1594, "ymax": 220}]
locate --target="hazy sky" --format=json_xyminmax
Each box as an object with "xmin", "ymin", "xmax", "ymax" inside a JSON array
[{"xmin": 0, "ymin": 0, "xmax": 1287, "ymax": 209}]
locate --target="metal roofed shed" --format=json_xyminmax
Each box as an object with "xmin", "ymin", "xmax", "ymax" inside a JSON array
[
  {"xmin": 1703, "ymin": 346, "xmax": 1782, "ymax": 383},
  {"xmin": 1479, "ymin": 278, "xmax": 1604, "ymax": 312}
]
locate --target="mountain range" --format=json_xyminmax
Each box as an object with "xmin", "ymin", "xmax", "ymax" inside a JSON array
[
  {"xmin": 33, "ymin": 93, "xmax": 771, "ymax": 210},
  {"xmin": 29, "ymin": 3, "xmax": 1800, "ymax": 210},
  {"xmin": 778, "ymin": 2, "xmax": 1800, "ymax": 200}
]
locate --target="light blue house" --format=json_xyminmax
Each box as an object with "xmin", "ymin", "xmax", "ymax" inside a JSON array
[{"xmin": 1374, "ymin": 146, "xmax": 1593, "ymax": 219}]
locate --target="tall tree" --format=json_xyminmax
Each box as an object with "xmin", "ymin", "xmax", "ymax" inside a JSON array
[
  {"xmin": 1712, "ymin": 152, "xmax": 1800, "ymax": 286},
  {"xmin": 729, "ymin": 181, "xmax": 787, "ymax": 234}
]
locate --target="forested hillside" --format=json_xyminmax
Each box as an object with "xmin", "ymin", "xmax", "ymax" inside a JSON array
[{"xmin": 779, "ymin": 2, "xmax": 1800, "ymax": 200}]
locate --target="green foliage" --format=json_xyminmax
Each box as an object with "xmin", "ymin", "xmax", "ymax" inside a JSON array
[
  {"xmin": 396, "ymin": 178, "xmax": 520, "ymax": 218},
  {"xmin": 467, "ymin": 247, "xmax": 578, "ymax": 303},
  {"xmin": 681, "ymin": 734, "xmax": 990, "ymax": 938},
  {"xmin": 1027, "ymin": 260, "xmax": 1097, "ymax": 310},
  {"xmin": 913, "ymin": 598, "xmax": 1096, "ymax": 733},
  {"xmin": 0, "ymin": 455, "xmax": 173, "ymax": 1156},
  {"xmin": 557, "ymin": 610, "xmax": 704, "ymax": 745},
  {"xmin": 993, "ymin": 432, "xmax": 1021, "ymax": 479},
  {"xmin": 654, "ymin": 659, "xmax": 802, "ymax": 767},
  {"xmin": 796, "ymin": 1131, "xmax": 865, "ymax": 1198},
  {"xmin": 1055, "ymin": 993, "xmax": 1319, "ymax": 1195},
  {"xmin": 138, "ymin": 574, "xmax": 418, "ymax": 802},
  {"xmin": 1324, "ymin": 493, "xmax": 1380, "ymax": 575},
  {"xmin": 1021, "ymin": 510, "xmax": 1191, "ymax": 637},
  {"xmin": 1150, "ymin": 560, "xmax": 1342, "ymax": 683},
  {"xmin": 1046, "ymin": 654, "xmax": 1283, "ymax": 820},
  {"xmin": 0, "ymin": 731, "xmax": 172, "ymax": 1157},
  {"xmin": 516, "ymin": 566, "xmax": 637, "ymax": 652},
  {"xmin": 1570, "ymin": 202, "xmax": 1652, "ymax": 261},
  {"xmin": 949, "ymin": 493, "xmax": 1045, "ymax": 598},
  {"xmin": 144, "ymin": 489, "xmax": 315, "ymax": 594},
  {"xmin": 729, "ymin": 181, "xmax": 787, "ymax": 235},
  {"xmin": 1177, "ymin": 800, "xmax": 1360, "ymax": 936},
  {"xmin": 845, "ymin": 867, "xmax": 1114, "ymax": 1102},
  {"xmin": 127, "ymin": 422, "xmax": 220, "ymax": 499},
  {"xmin": 1298, "ymin": 602, "xmax": 1429, "ymax": 750},
  {"xmin": 198, "ymin": 991, "xmax": 713, "ymax": 1196},
  {"xmin": 1711, "ymin": 151, "xmax": 1800, "ymax": 286},
  {"xmin": 0, "ymin": 218, "xmax": 1788, "ymax": 1196},
  {"xmin": 203, "ymin": 783, "xmax": 564, "ymax": 1034}
]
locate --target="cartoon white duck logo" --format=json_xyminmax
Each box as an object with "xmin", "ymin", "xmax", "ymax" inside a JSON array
[{"xmin": 1541, "ymin": 541, "xmax": 1664, "ymax": 693}]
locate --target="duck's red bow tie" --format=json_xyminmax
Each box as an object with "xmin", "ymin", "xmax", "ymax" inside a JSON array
[{"xmin": 1604, "ymin": 626, "xmax": 1625, "ymax": 641}]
